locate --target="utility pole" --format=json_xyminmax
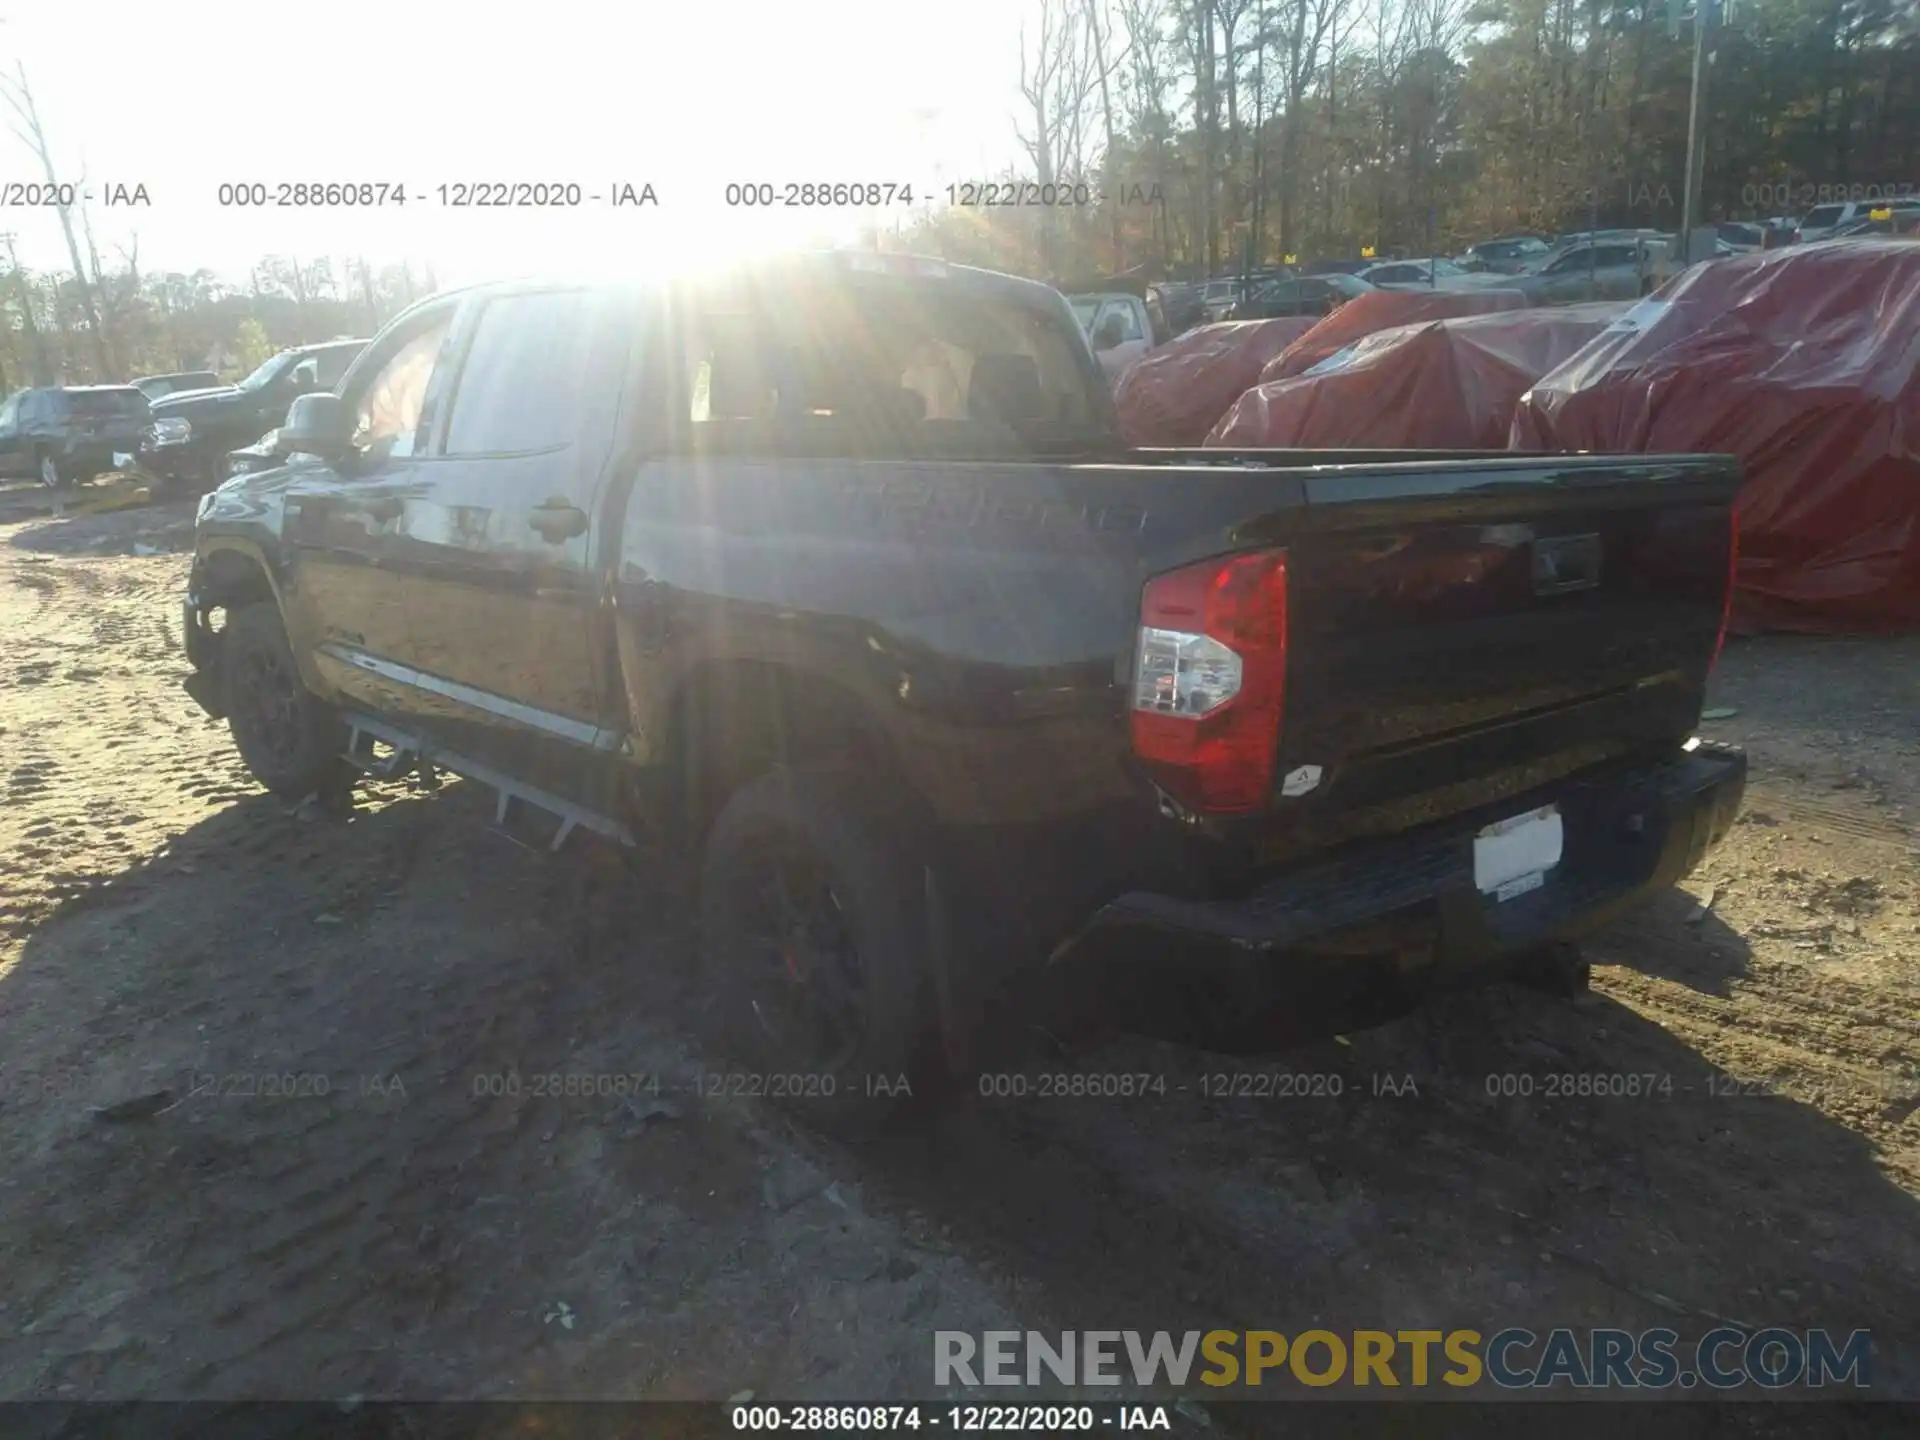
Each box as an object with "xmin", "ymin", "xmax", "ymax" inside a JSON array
[{"xmin": 1676, "ymin": 0, "xmax": 1723, "ymax": 261}]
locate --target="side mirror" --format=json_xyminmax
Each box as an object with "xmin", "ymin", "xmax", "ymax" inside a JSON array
[{"xmin": 277, "ymin": 392, "xmax": 354, "ymax": 464}]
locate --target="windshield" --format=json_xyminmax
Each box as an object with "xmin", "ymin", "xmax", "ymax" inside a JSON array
[
  {"xmin": 236, "ymin": 353, "xmax": 290, "ymax": 390},
  {"xmin": 1802, "ymin": 205, "xmax": 1845, "ymax": 229}
]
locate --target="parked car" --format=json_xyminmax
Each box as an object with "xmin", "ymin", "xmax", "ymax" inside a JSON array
[
  {"xmin": 1152, "ymin": 282, "xmax": 1208, "ymax": 335},
  {"xmin": 1789, "ymin": 200, "xmax": 1912, "ymax": 245},
  {"xmin": 0, "ymin": 384, "xmax": 151, "ymax": 487},
  {"xmin": 1356, "ymin": 257, "xmax": 1512, "ymax": 293},
  {"xmin": 1197, "ymin": 278, "xmax": 1250, "ymax": 322},
  {"xmin": 1545, "ymin": 228, "xmax": 1667, "ymax": 258},
  {"xmin": 1511, "ymin": 237, "xmax": 1670, "ymax": 304},
  {"xmin": 132, "ymin": 370, "xmax": 224, "ymax": 403},
  {"xmin": 1298, "ymin": 258, "xmax": 1375, "ymax": 277},
  {"xmin": 139, "ymin": 338, "xmax": 367, "ymax": 492},
  {"xmin": 181, "ymin": 251, "xmax": 1746, "ymax": 1132},
  {"xmin": 1714, "ymin": 222, "xmax": 1766, "ymax": 254},
  {"xmin": 1064, "ymin": 279, "xmax": 1169, "ymax": 384},
  {"xmin": 1825, "ymin": 202, "xmax": 1920, "ymax": 241},
  {"xmin": 1457, "ymin": 236, "xmax": 1552, "ymax": 274},
  {"xmin": 1228, "ymin": 272, "xmax": 1375, "ymax": 319},
  {"xmin": 1068, "ymin": 293, "xmax": 1157, "ymax": 383}
]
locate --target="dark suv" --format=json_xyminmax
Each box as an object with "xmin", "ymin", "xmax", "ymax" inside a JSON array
[
  {"xmin": 139, "ymin": 339, "xmax": 366, "ymax": 491},
  {"xmin": 0, "ymin": 385, "xmax": 152, "ymax": 487}
]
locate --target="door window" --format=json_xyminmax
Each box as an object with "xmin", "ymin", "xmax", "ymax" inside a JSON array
[
  {"xmin": 1095, "ymin": 301, "xmax": 1143, "ymax": 344},
  {"xmin": 313, "ymin": 345, "xmax": 361, "ymax": 388},
  {"xmin": 441, "ymin": 291, "xmax": 597, "ymax": 456},
  {"xmin": 352, "ymin": 317, "xmax": 453, "ymax": 460}
]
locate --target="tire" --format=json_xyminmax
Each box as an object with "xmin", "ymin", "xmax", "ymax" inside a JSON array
[
  {"xmin": 698, "ymin": 765, "xmax": 950, "ymax": 1137},
  {"xmin": 221, "ymin": 602, "xmax": 353, "ymax": 801}
]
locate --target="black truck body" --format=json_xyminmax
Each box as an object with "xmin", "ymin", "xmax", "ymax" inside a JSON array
[{"xmin": 180, "ymin": 253, "xmax": 1745, "ymax": 1104}]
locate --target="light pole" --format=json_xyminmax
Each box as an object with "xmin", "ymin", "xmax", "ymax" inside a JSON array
[{"xmin": 1675, "ymin": 0, "xmax": 1725, "ymax": 261}]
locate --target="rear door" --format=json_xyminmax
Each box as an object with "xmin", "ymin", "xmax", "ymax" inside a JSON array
[{"xmin": 393, "ymin": 285, "xmax": 633, "ymax": 798}]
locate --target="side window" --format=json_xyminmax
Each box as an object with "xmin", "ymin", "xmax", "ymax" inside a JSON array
[
  {"xmin": 352, "ymin": 316, "xmax": 454, "ymax": 460},
  {"xmin": 314, "ymin": 346, "xmax": 359, "ymax": 389},
  {"xmin": 1546, "ymin": 250, "xmax": 1582, "ymax": 275},
  {"xmin": 1098, "ymin": 301, "xmax": 1143, "ymax": 343},
  {"xmin": 441, "ymin": 291, "xmax": 596, "ymax": 456}
]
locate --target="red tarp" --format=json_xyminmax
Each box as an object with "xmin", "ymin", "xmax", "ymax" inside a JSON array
[
  {"xmin": 1113, "ymin": 317, "xmax": 1319, "ymax": 446},
  {"xmin": 1258, "ymin": 287, "xmax": 1529, "ymax": 385},
  {"xmin": 1205, "ymin": 303, "xmax": 1625, "ymax": 450},
  {"xmin": 1511, "ymin": 240, "xmax": 1920, "ymax": 633}
]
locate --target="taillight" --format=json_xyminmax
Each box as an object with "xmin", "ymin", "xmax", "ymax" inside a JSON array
[
  {"xmin": 1711, "ymin": 504, "xmax": 1739, "ymax": 672},
  {"xmin": 1130, "ymin": 549, "xmax": 1290, "ymax": 813}
]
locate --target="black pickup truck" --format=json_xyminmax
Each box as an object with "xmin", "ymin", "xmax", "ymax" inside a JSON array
[
  {"xmin": 181, "ymin": 252, "xmax": 1745, "ymax": 1126},
  {"xmin": 141, "ymin": 339, "xmax": 366, "ymax": 491}
]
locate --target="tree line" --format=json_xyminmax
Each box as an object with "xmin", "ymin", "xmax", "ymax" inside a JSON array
[
  {"xmin": 0, "ymin": 251, "xmax": 441, "ymax": 392},
  {"xmin": 895, "ymin": 0, "xmax": 1920, "ymax": 278}
]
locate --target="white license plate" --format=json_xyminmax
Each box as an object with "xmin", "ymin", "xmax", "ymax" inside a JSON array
[
  {"xmin": 1473, "ymin": 804, "xmax": 1563, "ymax": 902},
  {"xmin": 113, "ymin": 452, "xmax": 134, "ymax": 469}
]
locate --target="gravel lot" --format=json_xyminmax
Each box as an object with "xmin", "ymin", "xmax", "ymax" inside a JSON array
[{"xmin": 1, "ymin": 486, "xmax": 1915, "ymax": 1418}]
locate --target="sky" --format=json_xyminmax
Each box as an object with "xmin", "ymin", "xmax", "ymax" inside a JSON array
[{"xmin": 0, "ymin": 0, "xmax": 1038, "ymax": 287}]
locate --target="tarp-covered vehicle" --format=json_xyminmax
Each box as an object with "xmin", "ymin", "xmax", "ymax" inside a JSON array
[
  {"xmin": 1112, "ymin": 316, "xmax": 1319, "ymax": 445},
  {"xmin": 1206, "ymin": 303, "xmax": 1624, "ymax": 449},
  {"xmin": 1258, "ymin": 287, "xmax": 1528, "ymax": 384},
  {"xmin": 1511, "ymin": 240, "xmax": 1920, "ymax": 633}
]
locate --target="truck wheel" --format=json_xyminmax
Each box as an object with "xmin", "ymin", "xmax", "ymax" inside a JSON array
[
  {"xmin": 221, "ymin": 602, "xmax": 353, "ymax": 802},
  {"xmin": 699, "ymin": 766, "xmax": 948, "ymax": 1136}
]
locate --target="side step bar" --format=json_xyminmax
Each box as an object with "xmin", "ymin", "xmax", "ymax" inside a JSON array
[{"xmin": 340, "ymin": 711, "xmax": 636, "ymax": 853}]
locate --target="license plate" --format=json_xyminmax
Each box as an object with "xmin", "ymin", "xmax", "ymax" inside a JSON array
[
  {"xmin": 113, "ymin": 452, "xmax": 134, "ymax": 469},
  {"xmin": 1473, "ymin": 804, "xmax": 1563, "ymax": 902}
]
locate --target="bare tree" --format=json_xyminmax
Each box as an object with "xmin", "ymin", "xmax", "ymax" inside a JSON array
[
  {"xmin": 1082, "ymin": 0, "xmax": 1136, "ymax": 269},
  {"xmin": 1117, "ymin": 0, "xmax": 1177, "ymax": 263},
  {"xmin": 0, "ymin": 62, "xmax": 111, "ymax": 378},
  {"xmin": 1018, "ymin": 0, "xmax": 1101, "ymax": 274},
  {"xmin": 3, "ymin": 230, "xmax": 53, "ymax": 385}
]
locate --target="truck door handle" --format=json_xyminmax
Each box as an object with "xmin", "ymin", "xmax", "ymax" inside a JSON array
[{"xmin": 529, "ymin": 500, "xmax": 588, "ymax": 542}]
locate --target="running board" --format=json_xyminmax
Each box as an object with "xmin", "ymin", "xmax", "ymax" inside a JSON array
[{"xmin": 341, "ymin": 712, "xmax": 636, "ymax": 852}]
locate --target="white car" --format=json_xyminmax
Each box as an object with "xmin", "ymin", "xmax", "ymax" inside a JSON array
[
  {"xmin": 1068, "ymin": 292, "xmax": 1155, "ymax": 383},
  {"xmin": 1793, "ymin": 198, "xmax": 1918, "ymax": 243},
  {"xmin": 1355, "ymin": 257, "xmax": 1514, "ymax": 293}
]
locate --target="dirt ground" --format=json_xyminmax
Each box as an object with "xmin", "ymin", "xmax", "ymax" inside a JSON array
[{"xmin": 1, "ymin": 485, "xmax": 1916, "ymax": 1415}]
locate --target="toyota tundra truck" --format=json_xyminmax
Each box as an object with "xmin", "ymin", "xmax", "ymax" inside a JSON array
[{"xmin": 180, "ymin": 251, "xmax": 1746, "ymax": 1127}]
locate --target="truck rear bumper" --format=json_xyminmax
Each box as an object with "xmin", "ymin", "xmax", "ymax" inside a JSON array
[{"xmin": 1044, "ymin": 743, "xmax": 1747, "ymax": 1050}]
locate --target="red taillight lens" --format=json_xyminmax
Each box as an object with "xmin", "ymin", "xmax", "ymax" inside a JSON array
[
  {"xmin": 1130, "ymin": 549, "xmax": 1290, "ymax": 813},
  {"xmin": 1711, "ymin": 503, "xmax": 1739, "ymax": 672}
]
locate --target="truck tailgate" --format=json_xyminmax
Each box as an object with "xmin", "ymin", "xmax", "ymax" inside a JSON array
[{"xmin": 1265, "ymin": 458, "xmax": 1737, "ymax": 855}]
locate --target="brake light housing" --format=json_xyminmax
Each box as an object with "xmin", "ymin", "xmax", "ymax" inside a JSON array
[{"xmin": 1130, "ymin": 549, "xmax": 1290, "ymax": 814}]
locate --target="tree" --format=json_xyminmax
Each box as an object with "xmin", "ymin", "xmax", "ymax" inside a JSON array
[
  {"xmin": 230, "ymin": 317, "xmax": 275, "ymax": 377},
  {"xmin": 0, "ymin": 62, "xmax": 111, "ymax": 379}
]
